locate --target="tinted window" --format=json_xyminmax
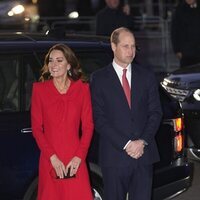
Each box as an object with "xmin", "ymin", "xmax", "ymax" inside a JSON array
[
  {"xmin": 77, "ymin": 50, "xmax": 111, "ymax": 80},
  {"xmin": 0, "ymin": 53, "xmax": 42, "ymax": 112},
  {"xmin": 0, "ymin": 56, "xmax": 20, "ymax": 112},
  {"xmin": 23, "ymin": 55, "xmax": 43, "ymax": 111}
]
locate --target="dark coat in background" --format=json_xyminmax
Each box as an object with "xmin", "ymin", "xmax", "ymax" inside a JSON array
[
  {"xmin": 171, "ymin": 0, "xmax": 200, "ymax": 67},
  {"xmin": 96, "ymin": 6, "xmax": 134, "ymax": 36}
]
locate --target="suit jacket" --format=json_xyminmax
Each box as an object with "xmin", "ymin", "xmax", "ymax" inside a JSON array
[{"xmin": 90, "ymin": 63, "xmax": 162, "ymax": 167}]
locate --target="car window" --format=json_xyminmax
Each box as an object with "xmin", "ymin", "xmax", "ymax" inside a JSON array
[
  {"xmin": 0, "ymin": 53, "xmax": 42, "ymax": 113},
  {"xmin": 76, "ymin": 50, "xmax": 112, "ymax": 81},
  {"xmin": 23, "ymin": 54, "xmax": 43, "ymax": 111},
  {"xmin": 24, "ymin": 64, "xmax": 36, "ymax": 110},
  {"xmin": 0, "ymin": 56, "xmax": 20, "ymax": 112}
]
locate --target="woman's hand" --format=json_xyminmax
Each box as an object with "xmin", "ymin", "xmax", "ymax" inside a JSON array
[
  {"xmin": 50, "ymin": 154, "xmax": 66, "ymax": 178},
  {"xmin": 66, "ymin": 156, "xmax": 81, "ymax": 176}
]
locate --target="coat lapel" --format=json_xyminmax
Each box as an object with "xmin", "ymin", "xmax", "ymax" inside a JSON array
[
  {"xmin": 107, "ymin": 64, "xmax": 132, "ymax": 111},
  {"xmin": 131, "ymin": 64, "xmax": 143, "ymax": 110}
]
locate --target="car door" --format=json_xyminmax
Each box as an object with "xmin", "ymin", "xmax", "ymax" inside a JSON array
[{"xmin": 0, "ymin": 53, "xmax": 40, "ymax": 199}]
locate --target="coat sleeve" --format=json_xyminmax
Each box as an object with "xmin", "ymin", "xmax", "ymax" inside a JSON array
[
  {"xmin": 75, "ymin": 84, "xmax": 94, "ymax": 161},
  {"xmin": 31, "ymin": 83, "xmax": 55, "ymax": 160},
  {"xmin": 139, "ymin": 72, "xmax": 163, "ymax": 144},
  {"xmin": 171, "ymin": 7, "xmax": 184, "ymax": 54}
]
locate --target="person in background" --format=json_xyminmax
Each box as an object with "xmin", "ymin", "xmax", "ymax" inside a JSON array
[
  {"xmin": 96, "ymin": 0, "xmax": 134, "ymax": 36},
  {"xmin": 31, "ymin": 44, "xmax": 94, "ymax": 200},
  {"xmin": 123, "ymin": 0, "xmax": 131, "ymax": 15},
  {"xmin": 37, "ymin": 0, "xmax": 65, "ymax": 17},
  {"xmin": 171, "ymin": 0, "xmax": 200, "ymax": 67},
  {"xmin": 77, "ymin": 0, "xmax": 129, "ymax": 16},
  {"xmin": 90, "ymin": 27, "xmax": 162, "ymax": 200}
]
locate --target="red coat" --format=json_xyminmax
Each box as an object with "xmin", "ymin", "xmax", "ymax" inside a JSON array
[{"xmin": 31, "ymin": 79, "xmax": 94, "ymax": 200}]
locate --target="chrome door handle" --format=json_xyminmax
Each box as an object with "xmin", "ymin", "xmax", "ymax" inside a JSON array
[{"xmin": 21, "ymin": 128, "xmax": 32, "ymax": 134}]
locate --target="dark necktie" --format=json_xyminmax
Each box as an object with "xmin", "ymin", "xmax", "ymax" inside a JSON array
[{"xmin": 122, "ymin": 69, "xmax": 131, "ymax": 108}]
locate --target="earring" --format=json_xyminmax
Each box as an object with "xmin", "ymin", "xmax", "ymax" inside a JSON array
[{"xmin": 67, "ymin": 69, "xmax": 72, "ymax": 77}]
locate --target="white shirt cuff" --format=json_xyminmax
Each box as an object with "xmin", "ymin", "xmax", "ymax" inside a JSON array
[{"xmin": 123, "ymin": 140, "xmax": 131, "ymax": 150}]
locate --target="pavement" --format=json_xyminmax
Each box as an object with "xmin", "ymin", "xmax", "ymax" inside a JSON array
[{"xmin": 172, "ymin": 153, "xmax": 200, "ymax": 200}]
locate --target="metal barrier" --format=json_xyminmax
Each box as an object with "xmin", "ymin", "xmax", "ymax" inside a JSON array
[
  {"xmin": 35, "ymin": 16, "xmax": 180, "ymax": 72},
  {"xmin": 132, "ymin": 16, "xmax": 179, "ymax": 72},
  {"xmin": 0, "ymin": 15, "xmax": 179, "ymax": 73}
]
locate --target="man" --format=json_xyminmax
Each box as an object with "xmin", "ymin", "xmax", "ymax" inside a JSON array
[
  {"xmin": 90, "ymin": 27, "xmax": 162, "ymax": 200},
  {"xmin": 171, "ymin": 0, "xmax": 200, "ymax": 67},
  {"xmin": 96, "ymin": 0, "xmax": 134, "ymax": 36}
]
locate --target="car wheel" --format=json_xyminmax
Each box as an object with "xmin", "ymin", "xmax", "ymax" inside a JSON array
[
  {"xmin": 91, "ymin": 172, "xmax": 104, "ymax": 200},
  {"xmin": 188, "ymin": 148, "xmax": 200, "ymax": 160},
  {"xmin": 187, "ymin": 135, "xmax": 200, "ymax": 160},
  {"xmin": 23, "ymin": 177, "xmax": 38, "ymax": 200}
]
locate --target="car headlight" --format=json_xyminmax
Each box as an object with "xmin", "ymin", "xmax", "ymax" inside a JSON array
[
  {"xmin": 8, "ymin": 5, "xmax": 25, "ymax": 16},
  {"xmin": 193, "ymin": 89, "xmax": 200, "ymax": 101}
]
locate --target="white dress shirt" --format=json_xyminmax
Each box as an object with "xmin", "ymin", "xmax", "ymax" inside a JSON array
[{"xmin": 112, "ymin": 60, "xmax": 131, "ymax": 88}]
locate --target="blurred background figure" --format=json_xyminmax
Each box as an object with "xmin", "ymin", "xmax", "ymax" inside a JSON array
[
  {"xmin": 37, "ymin": 0, "xmax": 66, "ymax": 33},
  {"xmin": 37, "ymin": 0, "xmax": 65, "ymax": 17},
  {"xmin": 171, "ymin": 0, "xmax": 200, "ymax": 68},
  {"xmin": 123, "ymin": 0, "xmax": 131, "ymax": 15},
  {"xmin": 77, "ymin": 0, "xmax": 105, "ymax": 16},
  {"xmin": 95, "ymin": 0, "xmax": 135, "ymax": 36}
]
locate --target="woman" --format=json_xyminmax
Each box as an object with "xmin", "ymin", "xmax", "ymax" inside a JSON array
[{"xmin": 31, "ymin": 44, "xmax": 94, "ymax": 200}]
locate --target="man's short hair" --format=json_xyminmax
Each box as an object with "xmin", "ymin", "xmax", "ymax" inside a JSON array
[{"xmin": 110, "ymin": 27, "xmax": 133, "ymax": 45}]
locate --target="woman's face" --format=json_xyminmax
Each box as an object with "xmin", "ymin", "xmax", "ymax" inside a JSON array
[{"xmin": 48, "ymin": 49, "xmax": 70, "ymax": 79}]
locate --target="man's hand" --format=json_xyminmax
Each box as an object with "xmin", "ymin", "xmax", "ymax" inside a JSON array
[{"xmin": 125, "ymin": 140, "xmax": 145, "ymax": 159}]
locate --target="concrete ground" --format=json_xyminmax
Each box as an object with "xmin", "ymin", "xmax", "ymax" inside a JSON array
[{"xmin": 173, "ymin": 153, "xmax": 200, "ymax": 200}]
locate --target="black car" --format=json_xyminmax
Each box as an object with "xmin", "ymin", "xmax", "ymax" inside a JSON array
[
  {"xmin": 161, "ymin": 64, "xmax": 200, "ymax": 160},
  {"xmin": 0, "ymin": 32, "xmax": 193, "ymax": 200}
]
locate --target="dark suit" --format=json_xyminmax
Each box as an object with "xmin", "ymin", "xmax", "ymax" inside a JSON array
[
  {"xmin": 90, "ymin": 63, "xmax": 162, "ymax": 200},
  {"xmin": 96, "ymin": 6, "xmax": 135, "ymax": 36},
  {"xmin": 171, "ymin": 1, "xmax": 200, "ymax": 67}
]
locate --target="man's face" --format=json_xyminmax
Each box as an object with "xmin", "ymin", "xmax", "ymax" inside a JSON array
[
  {"xmin": 105, "ymin": 0, "xmax": 120, "ymax": 9},
  {"xmin": 111, "ymin": 31, "xmax": 136, "ymax": 68},
  {"xmin": 185, "ymin": 0, "xmax": 196, "ymax": 5}
]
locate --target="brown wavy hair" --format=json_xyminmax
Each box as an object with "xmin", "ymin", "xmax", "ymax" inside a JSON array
[{"xmin": 39, "ymin": 44, "xmax": 82, "ymax": 82}]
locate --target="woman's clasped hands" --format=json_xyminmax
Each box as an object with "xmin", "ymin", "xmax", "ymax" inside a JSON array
[{"xmin": 50, "ymin": 154, "xmax": 81, "ymax": 179}]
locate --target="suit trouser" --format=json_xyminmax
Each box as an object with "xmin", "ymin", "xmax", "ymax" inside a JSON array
[{"xmin": 101, "ymin": 162, "xmax": 153, "ymax": 200}]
